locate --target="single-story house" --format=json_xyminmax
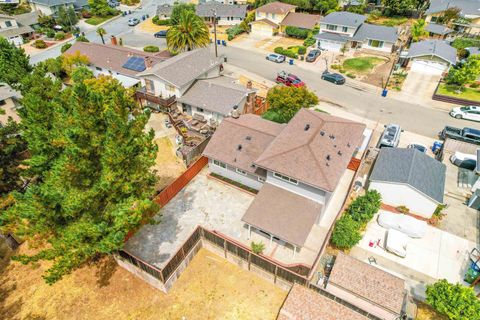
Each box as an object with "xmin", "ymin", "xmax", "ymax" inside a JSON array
[
  {"xmin": 369, "ymin": 148, "xmax": 446, "ymax": 219},
  {"xmin": 325, "ymin": 253, "xmax": 406, "ymax": 320},
  {"xmin": 204, "ymin": 109, "xmax": 366, "ymax": 254},
  {"xmin": 425, "ymin": 23, "xmax": 453, "ymax": 39},
  {"xmin": 278, "ymin": 284, "xmax": 369, "ymax": 320},
  {"xmin": 28, "ymin": 0, "xmax": 76, "ymax": 16},
  {"xmin": 406, "ymin": 39, "xmax": 457, "ymax": 75},
  {"xmin": 156, "ymin": 4, "xmax": 172, "ymax": 19},
  {"xmin": 316, "ymin": 12, "xmax": 398, "ymax": 53},
  {"xmin": 0, "ymin": 84, "xmax": 22, "ymax": 124},
  {"xmin": 0, "ymin": 12, "xmax": 39, "ymax": 46},
  {"xmin": 196, "ymin": 1, "xmax": 248, "ymax": 26},
  {"xmin": 279, "ymin": 12, "xmax": 321, "ymax": 33},
  {"xmin": 426, "ymin": 0, "xmax": 480, "ymax": 35},
  {"xmin": 251, "ymin": 1, "xmax": 296, "ymax": 37}
]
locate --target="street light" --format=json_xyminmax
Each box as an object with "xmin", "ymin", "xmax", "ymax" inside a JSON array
[{"xmin": 212, "ymin": 8, "xmax": 218, "ymax": 57}]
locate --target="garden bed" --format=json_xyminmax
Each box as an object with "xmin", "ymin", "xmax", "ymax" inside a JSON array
[{"xmin": 210, "ymin": 172, "xmax": 259, "ymax": 194}]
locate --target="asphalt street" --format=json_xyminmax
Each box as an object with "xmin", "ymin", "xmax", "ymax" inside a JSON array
[{"xmin": 28, "ymin": 0, "xmax": 480, "ymax": 138}]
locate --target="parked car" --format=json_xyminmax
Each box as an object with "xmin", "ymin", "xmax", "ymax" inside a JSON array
[
  {"xmin": 108, "ymin": 0, "xmax": 119, "ymax": 7},
  {"xmin": 439, "ymin": 126, "xmax": 480, "ymax": 145},
  {"xmin": 266, "ymin": 53, "xmax": 285, "ymax": 63},
  {"xmin": 276, "ymin": 71, "xmax": 305, "ymax": 87},
  {"xmin": 128, "ymin": 18, "xmax": 140, "ymax": 26},
  {"xmin": 379, "ymin": 123, "xmax": 402, "ymax": 148},
  {"xmin": 450, "ymin": 151, "xmax": 477, "ymax": 170},
  {"xmin": 407, "ymin": 143, "xmax": 427, "ymax": 153},
  {"xmin": 450, "ymin": 105, "xmax": 480, "ymax": 122},
  {"xmin": 306, "ymin": 49, "xmax": 321, "ymax": 62},
  {"xmin": 154, "ymin": 30, "xmax": 168, "ymax": 38},
  {"xmin": 321, "ymin": 71, "xmax": 345, "ymax": 85}
]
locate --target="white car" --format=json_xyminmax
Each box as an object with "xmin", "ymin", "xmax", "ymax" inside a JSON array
[{"xmin": 450, "ymin": 105, "xmax": 480, "ymax": 122}]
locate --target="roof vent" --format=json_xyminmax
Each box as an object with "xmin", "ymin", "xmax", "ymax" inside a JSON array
[
  {"xmin": 329, "ymin": 134, "xmax": 335, "ymax": 140},
  {"xmin": 338, "ymin": 150, "xmax": 342, "ymax": 156},
  {"xmin": 246, "ymin": 136, "xmax": 252, "ymax": 141},
  {"xmin": 234, "ymin": 158, "xmax": 237, "ymax": 162},
  {"xmin": 326, "ymin": 155, "xmax": 331, "ymax": 161},
  {"xmin": 347, "ymin": 142, "xmax": 351, "ymax": 148},
  {"xmin": 326, "ymin": 162, "xmax": 330, "ymax": 167},
  {"xmin": 320, "ymin": 131, "xmax": 325, "ymax": 136},
  {"xmin": 237, "ymin": 144, "xmax": 242, "ymax": 151},
  {"xmin": 304, "ymin": 124, "xmax": 310, "ymax": 131}
]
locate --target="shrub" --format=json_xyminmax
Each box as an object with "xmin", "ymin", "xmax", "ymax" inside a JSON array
[
  {"xmin": 46, "ymin": 29, "xmax": 55, "ymax": 38},
  {"xmin": 274, "ymin": 46, "xmax": 298, "ymax": 59},
  {"xmin": 32, "ymin": 39, "xmax": 47, "ymax": 49},
  {"xmin": 226, "ymin": 25, "xmax": 244, "ymax": 41},
  {"xmin": 339, "ymin": 68, "xmax": 346, "ymax": 73},
  {"xmin": 250, "ymin": 241, "xmax": 265, "ymax": 254},
  {"xmin": 346, "ymin": 73, "xmax": 356, "ymax": 79},
  {"xmin": 143, "ymin": 45, "xmax": 159, "ymax": 52},
  {"xmin": 152, "ymin": 15, "xmax": 171, "ymax": 25},
  {"xmin": 54, "ymin": 31, "xmax": 66, "ymax": 40},
  {"xmin": 61, "ymin": 43, "xmax": 72, "ymax": 53},
  {"xmin": 451, "ymin": 37, "xmax": 480, "ymax": 50},
  {"xmin": 470, "ymin": 82, "xmax": 480, "ymax": 88},
  {"xmin": 81, "ymin": 10, "xmax": 92, "ymax": 18},
  {"xmin": 76, "ymin": 35, "xmax": 89, "ymax": 42},
  {"xmin": 331, "ymin": 215, "xmax": 362, "ymax": 249},
  {"xmin": 347, "ymin": 190, "xmax": 382, "ymax": 223},
  {"xmin": 285, "ymin": 26, "xmax": 310, "ymax": 39},
  {"xmin": 297, "ymin": 45, "xmax": 306, "ymax": 55},
  {"xmin": 330, "ymin": 64, "xmax": 340, "ymax": 70},
  {"xmin": 396, "ymin": 205, "xmax": 409, "ymax": 213},
  {"xmin": 457, "ymin": 48, "xmax": 469, "ymax": 59},
  {"xmin": 303, "ymin": 36, "xmax": 315, "ymax": 47}
]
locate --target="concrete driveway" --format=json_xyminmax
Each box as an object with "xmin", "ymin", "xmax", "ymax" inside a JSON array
[{"xmin": 399, "ymin": 71, "xmax": 442, "ymax": 105}]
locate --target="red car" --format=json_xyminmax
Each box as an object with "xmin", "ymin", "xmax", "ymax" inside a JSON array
[{"xmin": 276, "ymin": 71, "xmax": 305, "ymax": 87}]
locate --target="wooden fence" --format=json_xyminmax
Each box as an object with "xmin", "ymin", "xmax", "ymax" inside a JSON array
[{"xmin": 154, "ymin": 156, "xmax": 208, "ymax": 207}]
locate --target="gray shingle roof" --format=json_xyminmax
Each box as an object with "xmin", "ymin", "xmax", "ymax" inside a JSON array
[
  {"xmin": 426, "ymin": 0, "xmax": 480, "ymax": 17},
  {"xmin": 196, "ymin": 1, "xmax": 247, "ymax": 19},
  {"xmin": 321, "ymin": 11, "xmax": 366, "ymax": 28},
  {"xmin": 137, "ymin": 48, "xmax": 224, "ymax": 88},
  {"xmin": 177, "ymin": 76, "xmax": 253, "ymax": 116},
  {"xmin": 15, "ymin": 11, "xmax": 39, "ymax": 26},
  {"xmin": 30, "ymin": 0, "xmax": 75, "ymax": 6},
  {"xmin": 0, "ymin": 25, "xmax": 33, "ymax": 38},
  {"xmin": 315, "ymin": 31, "xmax": 350, "ymax": 43},
  {"xmin": 407, "ymin": 40, "xmax": 457, "ymax": 65},
  {"xmin": 352, "ymin": 23, "xmax": 398, "ymax": 43},
  {"xmin": 425, "ymin": 23, "xmax": 453, "ymax": 35},
  {"xmin": 370, "ymin": 148, "xmax": 446, "ymax": 203},
  {"xmin": 156, "ymin": 4, "xmax": 173, "ymax": 16}
]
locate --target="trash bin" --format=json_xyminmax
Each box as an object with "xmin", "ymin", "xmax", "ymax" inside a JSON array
[
  {"xmin": 222, "ymin": 40, "xmax": 227, "ymax": 46},
  {"xmin": 74, "ymin": 33, "xmax": 79, "ymax": 38},
  {"xmin": 432, "ymin": 141, "xmax": 443, "ymax": 153},
  {"xmin": 289, "ymin": 59, "xmax": 294, "ymax": 65},
  {"xmin": 217, "ymin": 40, "xmax": 221, "ymax": 45},
  {"xmin": 381, "ymin": 89, "xmax": 388, "ymax": 97}
]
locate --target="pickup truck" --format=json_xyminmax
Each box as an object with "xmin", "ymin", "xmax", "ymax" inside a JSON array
[
  {"xmin": 439, "ymin": 126, "xmax": 480, "ymax": 145},
  {"xmin": 275, "ymin": 71, "xmax": 305, "ymax": 87}
]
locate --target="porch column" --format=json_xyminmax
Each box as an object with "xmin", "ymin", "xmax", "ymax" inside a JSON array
[
  {"xmin": 292, "ymin": 246, "xmax": 297, "ymax": 260},
  {"xmin": 269, "ymin": 234, "xmax": 273, "ymax": 248},
  {"xmin": 248, "ymin": 224, "xmax": 251, "ymax": 239}
]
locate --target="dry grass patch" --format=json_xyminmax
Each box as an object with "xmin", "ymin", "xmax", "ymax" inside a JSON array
[{"xmin": 153, "ymin": 136, "xmax": 185, "ymax": 189}]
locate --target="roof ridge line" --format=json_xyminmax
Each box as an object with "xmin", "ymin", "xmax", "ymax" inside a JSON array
[{"xmin": 225, "ymin": 117, "xmax": 282, "ymax": 137}]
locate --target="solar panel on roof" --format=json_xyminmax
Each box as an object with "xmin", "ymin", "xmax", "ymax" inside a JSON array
[{"xmin": 122, "ymin": 56, "xmax": 146, "ymax": 72}]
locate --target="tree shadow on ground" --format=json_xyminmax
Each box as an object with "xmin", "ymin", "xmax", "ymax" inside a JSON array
[{"xmin": 94, "ymin": 255, "xmax": 118, "ymax": 288}]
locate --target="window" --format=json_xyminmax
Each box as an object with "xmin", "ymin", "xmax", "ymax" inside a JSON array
[
  {"xmin": 0, "ymin": 99, "xmax": 5, "ymax": 106},
  {"xmin": 236, "ymin": 168, "xmax": 247, "ymax": 175},
  {"xmin": 272, "ymin": 13, "xmax": 276, "ymax": 19},
  {"xmin": 197, "ymin": 107, "xmax": 204, "ymax": 113},
  {"xmin": 342, "ymin": 26, "xmax": 348, "ymax": 32},
  {"xmin": 5, "ymin": 21, "xmax": 12, "ymax": 28},
  {"xmin": 166, "ymin": 84, "xmax": 175, "ymax": 92},
  {"xmin": 327, "ymin": 24, "xmax": 337, "ymax": 31},
  {"xmin": 273, "ymin": 172, "xmax": 298, "ymax": 185},
  {"xmin": 368, "ymin": 39, "xmax": 384, "ymax": 48},
  {"xmin": 258, "ymin": 176, "xmax": 265, "ymax": 183},
  {"xmin": 431, "ymin": 16, "xmax": 438, "ymax": 22},
  {"xmin": 213, "ymin": 160, "xmax": 226, "ymax": 168},
  {"xmin": 95, "ymin": 67, "xmax": 102, "ymax": 71},
  {"xmin": 145, "ymin": 79, "xmax": 155, "ymax": 93}
]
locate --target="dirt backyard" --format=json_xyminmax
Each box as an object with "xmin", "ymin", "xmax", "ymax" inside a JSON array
[
  {"xmin": 153, "ymin": 136, "xmax": 186, "ymax": 190},
  {"xmin": 0, "ymin": 246, "xmax": 287, "ymax": 320}
]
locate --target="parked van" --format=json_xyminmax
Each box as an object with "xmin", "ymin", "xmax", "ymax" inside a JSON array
[
  {"xmin": 450, "ymin": 151, "xmax": 477, "ymax": 170},
  {"xmin": 379, "ymin": 124, "xmax": 402, "ymax": 148}
]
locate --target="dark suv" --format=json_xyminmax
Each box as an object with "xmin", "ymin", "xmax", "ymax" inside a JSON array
[{"xmin": 321, "ymin": 71, "xmax": 345, "ymax": 85}]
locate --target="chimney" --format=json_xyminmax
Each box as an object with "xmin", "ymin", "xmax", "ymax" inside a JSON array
[
  {"xmin": 231, "ymin": 105, "xmax": 240, "ymax": 119},
  {"xmin": 246, "ymin": 80, "xmax": 253, "ymax": 90},
  {"xmin": 110, "ymin": 35, "xmax": 118, "ymax": 46},
  {"xmin": 145, "ymin": 56, "xmax": 153, "ymax": 68}
]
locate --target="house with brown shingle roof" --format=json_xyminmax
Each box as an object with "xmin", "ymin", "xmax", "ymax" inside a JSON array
[
  {"xmin": 279, "ymin": 12, "xmax": 321, "ymax": 32},
  {"xmin": 203, "ymin": 108, "xmax": 366, "ymax": 254},
  {"xmin": 251, "ymin": 1, "xmax": 296, "ymax": 37},
  {"xmin": 325, "ymin": 253, "xmax": 406, "ymax": 320}
]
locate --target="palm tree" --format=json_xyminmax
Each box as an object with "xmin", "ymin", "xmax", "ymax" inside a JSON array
[
  {"xmin": 97, "ymin": 27, "xmax": 107, "ymax": 45},
  {"xmin": 166, "ymin": 11, "xmax": 210, "ymax": 53},
  {"xmin": 411, "ymin": 19, "xmax": 428, "ymax": 42}
]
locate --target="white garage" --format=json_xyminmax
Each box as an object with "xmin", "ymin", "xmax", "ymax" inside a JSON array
[
  {"xmin": 315, "ymin": 32, "xmax": 348, "ymax": 52},
  {"xmin": 318, "ymin": 39, "xmax": 344, "ymax": 52},
  {"xmin": 250, "ymin": 19, "xmax": 278, "ymax": 38},
  {"xmin": 369, "ymin": 148, "xmax": 446, "ymax": 219},
  {"xmin": 407, "ymin": 40, "xmax": 456, "ymax": 75}
]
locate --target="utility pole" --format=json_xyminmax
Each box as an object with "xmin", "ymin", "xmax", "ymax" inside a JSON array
[{"xmin": 212, "ymin": 8, "xmax": 218, "ymax": 57}]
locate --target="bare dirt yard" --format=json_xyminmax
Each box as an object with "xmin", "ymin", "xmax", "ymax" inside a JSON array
[
  {"xmin": 153, "ymin": 136, "xmax": 186, "ymax": 190},
  {"xmin": 0, "ymin": 246, "xmax": 287, "ymax": 320}
]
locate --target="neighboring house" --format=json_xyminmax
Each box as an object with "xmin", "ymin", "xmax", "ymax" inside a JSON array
[
  {"xmin": 0, "ymin": 84, "xmax": 22, "ymax": 124},
  {"xmin": 406, "ymin": 39, "xmax": 457, "ymax": 75},
  {"xmin": 425, "ymin": 23, "xmax": 454, "ymax": 39},
  {"xmin": 203, "ymin": 109, "xmax": 366, "ymax": 253},
  {"xmin": 325, "ymin": 253, "xmax": 406, "ymax": 320},
  {"xmin": 177, "ymin": 76, "xmax": 255, "ymax": 125},
  {"xmin": 156, "ymin": 4, "xmax": 172, "ymax": 19},
  {"xmin": 64, "ymin": 41, "xmax": 170, "ymax": 88},
  {"xmin": 196, "ymin": 1, "xmax": 247, "ymax": 26},
  {"xmin": 426, "ymin": 0, "xmax": 480, "ymax": 35},
  {"xmin": 315, "ymin": 12, "xmax": 398, "ymax": 53},
  {"xmin": 369, "ymin": 148, "xmax": 446, "ymax": 219},
  {"xmin": 250, "ymin": 1, "xmax": 296, "ymax": 37},
  {"xmin": 204, "ymin": 0, "xmax": 249, "ymax": 5},
  {"xmin": 279, "ymin": 12, "xmax": 321, "ymax": 33},
  {"xmin": 73, "ymin": 0, "xmax": 89, "ymax": 11},
  {"xmin": 0, "ymin": 12, "xmax": 38, "ymax": 46},
  {"xmin": 28, "ymin": 0, "xmax": 75, "ymax": 16}
]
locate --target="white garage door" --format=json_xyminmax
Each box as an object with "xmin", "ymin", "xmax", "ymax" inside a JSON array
[
  {"xmin": 318, "ymin": 40, "xmax": 343, "ymax": 52},
  {"xmin": 410, "ymin": 59, "xmax": 448, "ymax": 75},
  {"xmin": 251, "ymin": 25, "xmax": 273, "ymax": 38}
]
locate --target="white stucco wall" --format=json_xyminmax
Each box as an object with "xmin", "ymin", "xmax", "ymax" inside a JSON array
[
  {"xmin": 369, "ymin": 181, "xmax": 438, "ymax": 218},
  {"xmin": 319, "ymin": 24, "xmax": 357, "ymax": 37},
  {"xmin": 362, "ymin": 40, "xmax": 394, "ymax": 53},
  {"xmin": 208, "ymin": 159, "xmax": 264, "ymax": 190},
  {"xmin": 265, "ymin": 171, "xmax": 327, "ymax": 205},
  {"xmin": 0, "ymin": 18, "xmax": 19, "ymax": 29},
  {"xmin": 217, "ymin": 17, "xmax": 244, "ymax": 26}
]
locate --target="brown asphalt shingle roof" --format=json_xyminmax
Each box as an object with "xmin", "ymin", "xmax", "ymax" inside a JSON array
[
  {"xmin": 203, "ymin": 114, "xmax": 285, "ymax": 175},
  {"xmin": 279, "ymin": 12, "xmax": 321, "ymax": 29},
  {"xmin": 250, "ymin": 18, "xmax": 279, "ymax": 27},
  {"xmin": 256, "ymin": 1, "xmax": 296, "ymax": 14},
  {"xmin": 242, "ymin": 183, "xmax": 322, "ymax": 247},
  {"xmin": 254, "ymin": 109, "xmax": 366, "ymax": 192},
  {"xmin": 278, "ymin": 284, "xmax": 368, "ymax": 320},
  {"xmin": 64, "ymin": 42, "xmax": 169, "ymax": 77},
  {"xmin": 328, "ymin": 253, "xmax": 405, "ymax": 314}
]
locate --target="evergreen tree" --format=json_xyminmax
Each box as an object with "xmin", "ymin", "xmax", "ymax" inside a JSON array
[
  {"xmin": 0, "ymin": 37, "xmax": 31, "ymax": 90},
  {"xmin": 0, "ymin": 118, "xmax": 27, "ymax": 195}
]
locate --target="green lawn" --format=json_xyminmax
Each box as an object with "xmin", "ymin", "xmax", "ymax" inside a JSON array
[
  {"xmin": 343, "ymin": 57, "xmax": 384, "ymax": 73},
  {"xmin": 437, "ymin": 83, "xmax": 480, "ymax": 102},
  {"xmin": 85, "ymin": 15, "xmax": 116, "ymax": 26}
]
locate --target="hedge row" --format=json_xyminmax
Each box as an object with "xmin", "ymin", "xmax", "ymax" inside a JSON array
[
  {"xmin": 274, "ymin": 46, "xmax": 298, "ymax": 59},
  {"xmin": 285, "ymin": 26, "xmax": 309, "ymax": 39},
  {"xmin": 152, "ymin": 15, "xmax": 171, "ymax": 25}
]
